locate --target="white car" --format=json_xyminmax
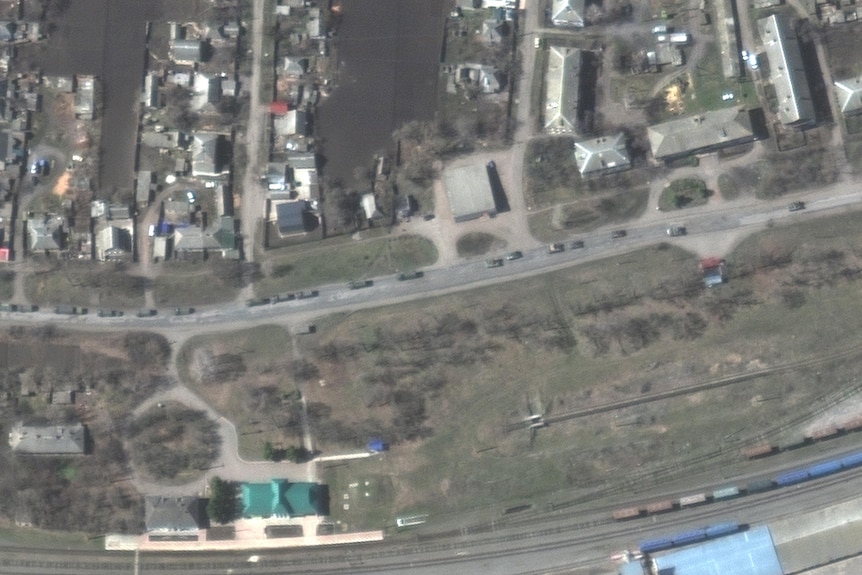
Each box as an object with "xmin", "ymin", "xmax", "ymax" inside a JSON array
[
  {"xmin": 749, "ymin": 55, "xmax": 759, "ymax": 70},
  {"xmin": 741, "ymin": 50, "xmax": 749, "ymax": 62},
  {"xmin": 721, "ymin": 93, "xmax": 734, "ymax": 101}
]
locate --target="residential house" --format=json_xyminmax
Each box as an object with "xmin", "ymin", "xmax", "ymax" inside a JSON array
[
  {"xmin": 173, "ymin": 216, "xmax": 238, "ymax": 259},
  {"xmin": 274, "ymin": 200, "xmax": 312, "ymax": 237},
  {"xmin": 307, "ymin": 7, "xmax": 323, "ymax": 38},
  {"xmin": 551, "ymin": 0, "xmax": 586, "ymax": 28},
  {"xmin": 362, "ymin": 193, "xmax": 384, "ymax": 221},
  {"xmin": 221, "ymin": 78, "xmax": 237, "ymax": 98},
  {"xmin": 171, "ymin": 39, "xmax": 204, "ymax": 65},
  {"xmin": 481, "ymin": 19, "xmax": 507, "ymax": 44},
  {"xmin": 27, "ymin": 214, "xmax": 64, "ymax": 252},
  {"xmin": 143, "ymin": 73, "xmax": 161, "ymax": 109},
  {"xmin": 544, "ymin": 46, "xmax": 582, "ymax": 134},
  {"xmin": 573, "ymin": 133, "xmax": 631, "ymax": 176},
  {"xmin": 191, "ymin": 73, "xmax": 221, "ymax": 112},
  {"xmin": 648, "ymin": 107, "xmax": 757, "ymax": 161},
  {"xmin": 273, "ymin": 109, "xmax": 308, "ymax": 137},
  {"xmin": 456, "ymin": 64, "xmax": 502, "ymax": 94},
  {"xmin": 758, "ymin": 14, "xmax": 815, "ymax": 127},
  {"xmin": 136, "ymin": 170, "xmax": 155, "ymax": 207},
  {"xmin": 74, "ymin": 75, "xmax": 95, "ymax": 120},
  {"xmin": 145, "ymin": 496, "xmax": 208, "ymax": 532},
  {"xmin": 283, "ymin": 57, "xmax": 307, "ymax": 78},
  {"xmin": 191, "ymin": 132, "xmax": 231, "ymax": 178},
  {"xmin": 0, "ymin": 129, "xmax": 24, "ymax": 166},
  {"xmin": 241, "ymin": 479, "xmax": 328, "ymax": 518},
  {"xmin": 834, "ymin": 77, "xmax": 862, "ymax": 116},
  {"xmin": 91, "ymin": 201, "xmax": 134, "ymax": 262},
  {"xmin": 8, "ymin": 422, "xmax": 86, "ymax": 455}
]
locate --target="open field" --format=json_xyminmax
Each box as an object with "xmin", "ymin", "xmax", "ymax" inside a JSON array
[
  {"xmin": 456, "ymin": 232, "xmax": 506, "ymax": 257},
  {"xmin": 24, "ymin": 264, "xmax": 145, "ymax": 308},
  {"xmin": 255, "ymin": 234, "xmax": 437, "ymax": 295},
  {"xmin": 176, "ymin": 325, "xmax": 302, "ymax": 460},
  {"xmin": 294, "ymin": 210, "xmax": 862, "ymax": 527},
  {"xmin": 527, "ymin": 188, "xmax": 649, "ymax": 241},
  {"xmin": 152, "ymin": 261, "xmax": 252, "ymax": 307}
]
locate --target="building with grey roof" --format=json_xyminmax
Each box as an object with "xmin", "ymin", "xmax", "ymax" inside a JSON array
[
  {"xmin": 145, "ymin": 496, "xmax": 207, "ymax": 532},
  {"xmin": 143, "ymin": 73, "xmax": 160, "ymax": 109},
  {"xmin": 191, "ymin": 132, "xmax": 231, "ymax": 178},
  {"xmin": 648, "ymin": 108, "xmax": 756, "ymax": 161},
  {"xmin": 443, "ymin": 163, "xmax": 498, "ymax": 222},
  {"xmin": 758, "ymin": 14, "xmax": 815, "ymax": 127},
  {"xmin": 27, "ymin": 215, "xmax": 64, "ymax": 252},
  {"xmin": 74, "ymin": 75, "xmax": 95, "ymax": 120},
  {"xmin": 171, "ymin": 39, "xmax": 203, "ymax": 64},
  {"xmin": 544, "ymin": 46, "xmax": 582, "ymax": 134},
  {"xmin": 136, "ymin": 170, "xmax": 154, "ymax": 206},
  {"xmin": 573, "ymin": 133, "xmax": 631, "ymax": 176},
  {"xmin": 835, "ymin": 77, "xmax": 862, "ymax": 116},
  {"xmin": 551, "ymin": 0, "xmax": 585, "ymax": 27},
  {"xmin": 275, "ymin": 201, "xmax": 313, "ymax": 236},
  {"xmin": 9, "ymin": 422, "xmax": 86, "ymax": 455}
]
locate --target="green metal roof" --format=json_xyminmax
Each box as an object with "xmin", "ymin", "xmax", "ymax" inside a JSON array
[
  {"xmin": 284, "ymin": 483, "xmax": 320, "ymax": 517},
  {"xmin": 241, "ymin": 480, "xmax": 323, "ymax": 518}
]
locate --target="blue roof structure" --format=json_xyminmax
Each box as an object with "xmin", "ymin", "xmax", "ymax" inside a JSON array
[
  {"xmin": 653, "ymin": 526, "xmax": 783, "ymax": 575},
  {"xmin": 619, "ymin": 562, "xmax": 647, "ymax": 575}
]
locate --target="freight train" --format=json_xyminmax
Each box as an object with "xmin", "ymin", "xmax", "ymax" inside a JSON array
[
  {"xmin": 614, "ymin": 449, "xmax": 862, "ymax": 522},
  {"xmin": 638, "ymin": 521, "xmax": 741, "ymax": 554}
]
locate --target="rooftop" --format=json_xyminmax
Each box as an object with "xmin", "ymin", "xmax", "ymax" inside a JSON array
[
  {"xmin": 544, "ymin": 46, "xmax": 582, "ymax": 134},
  {"xmin": 652, "ymin": 526, "xmax": 783, "ymax": 575},
  {"xmin": 551, "ymin": 0, "xmax": 585, "ymax": 27},
  {"xmin": 574, "ymin": 133, "xmax": 630, "ymax": 175},
  {"xmin": 648, "ymin": 108, "xmax": 755, "ymax": 160},
  {"xmin": 145, "ymin": 496, "xmax": 207, "ymax": 532},
  {"xmin": 443, "ymin": 163, "xmax": 498, "ymax": 222},
  {"xmin": 835, "ymin": 77, "xmax": 862, "ymax": 116},
  {"xmin": 9, "ymin": 422, "xmax": 86, "ymax": 455},
  {"xmin": 758, "ymin": 14, "xmax": 814, "ymax": 126}
]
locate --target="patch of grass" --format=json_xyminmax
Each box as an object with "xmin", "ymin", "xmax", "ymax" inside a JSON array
[
  {"xmin": 153, "ymin": 261, "xmax": 251, "ymax": 306},
  {"xmin": 24, "ymin": 265, "xmax": 145, "ymax": 308},
  {"xmin": 455, "ymin": 232, "xmax": 505, "ymax": 257},
  {"xmin": 658, "ymin": 178, "xmax": 710, "ymax": 210},
  {"xmin": 528, "ymin": 188, "xmax": 649, "ymax": 241},
  {"xmin": 256, "ymin": 234, "xmax": 437, "ymax": 295},
  {"xmin": 322, "ymin": 463, "xmax": 396, "ymax": 532},
  {"xmin": 0, "ymin": 270, "xmax": 14, "ymax": 300},
  {"xmin": 717, "ymin": 167, "xmax": 758, "ymax": 201}
]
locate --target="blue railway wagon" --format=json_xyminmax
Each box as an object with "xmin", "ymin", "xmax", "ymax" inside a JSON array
[
  {"xmin": 808, "ymin": 460, "xmax": 842, "ymax": 478},
  {"xmin": 672, "ymin": 529, "xmax": 707, "ymax": 546},
  {"xmin": 746, "ymin": 478, "xmax": 774, "ymax": 493},
  {"xmin": 775, "ymin": 469, "xmax": 810, "ymax": 487},
  {"xmin": 705, "ymin": 521, "xmax": 740, "ymax": 538},
  {"xmin": 639, "ymin": 537, "xmax": 674, "ymax": 554},
  {"xmin": 841, "ymin": 451, "xmax": 862, "ymax": 469},
  {"xmin": 713, "ymin": 486, "xmax": 740, "ymax": 500}
]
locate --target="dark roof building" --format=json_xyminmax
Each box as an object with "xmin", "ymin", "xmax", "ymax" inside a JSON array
[
  {"xmin": 574, "ymin": 133, "xmax": 631, "ymax": 176},
  {"xmin": 9, "ymin": 422, "xmax": 86, "ymax": 455},
  {"xmin": 145, "ymin": 496, "xmax": 208, "ymax": 532},
  {"xmin": 275, "ymin": 200, "xmax": 310, "ymax": 236},
  {"xmin": 758, "ymin": 14, "xmax": 814, "ymax": 127},
  {"xmin": 0, "ymin": 130, "xmax": 24, "ymax": 165},
  {"xmin": 648, "ymin": 108, "xmax": 756, "ymax": 161}
]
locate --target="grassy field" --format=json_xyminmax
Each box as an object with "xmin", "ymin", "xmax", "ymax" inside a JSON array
[
  {"xmin": 176, "ymin": 325, "xmax": 302, "ymax": 460},
  {"xmin": 255, "ymin": 234, "xmax": 437, "ymax": 295},
  {"xmin": 152, "ymin": 261, "xmax": 248, "ymax": 307},
  {"xmin": 456, "ymin": 232, "xmax": 506, "ymax": 257},
  {"xmin": 291, "ymin": 209, "xmax": 862, "ymax": 527},
  {"xmin": 24, "ymin": 265, "xmax": 145, "ymax": 308},
  {"xmin": 527, "ymin": 188, "xmax": 649, "ymax": 241}
]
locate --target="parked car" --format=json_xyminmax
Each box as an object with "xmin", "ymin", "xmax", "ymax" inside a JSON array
[
  {"xmin": 422, "ymin": 213, "xmax": 435, "ymax": 221},
  {"xmin": 505, "ymin": 251, "xmax": 523, "ymax": 261},
  {"xmin": 612, "ymin": 230, "xmax": 627, "ymax": 239},
  {"xmin": 788, "ymin": 201, "xmax": 806, "ymax": 212},
  {"xmin": 667, "ymin": 225, "xmax": 686, "ymax": 237},
  {"xmin": 186, "ymin": 190, "xmax": 196, "ymax": 204},
  {"xmin": 485, "ymin": 258, "xmax": 503, "ymax": 268},
  {"xmin": 548, "ymin": 243, "xmax": 564, "ymax": 253},
  {"xmin": 570, "ymin": 240, "xmax": 585, "ymax": 249}
]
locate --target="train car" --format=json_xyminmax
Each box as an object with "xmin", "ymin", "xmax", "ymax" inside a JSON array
[
  {"xmin": 705, "ymin": 521, "xmax": 741, "ymax": 538},
  {"xmin": 746, "ymin": 478, "xmax": 774, "ymax": 493},
  {"xmin": 713, "ymin": 486, "xmax": 740, "ymax": 500},
  {"xmin": 808, "ymin": 459, "xmax": 842, "ymax": 478},
  {"xmin": 840, "ymin": 451, "xmax": 862, "ymax": 469},
  {"xmin": 646, "ymin": 500, "xmax": 675, "ymax": 514},
  {"xmin": 774, "ymin": 469, "xmax": 810, "ymax": 487},
  {"xmin": 679, "ymin": 493, "xmax": 708, "ymax": 507},
  {"xmin": 613, "ymin": 507, "xmax": 643, "ymax": 521},
  {"xmin": 809, "ymin": 426, "xmax": 839, "ymax": 441},
  {"xmin": 672, "ymin": 529, "xmax": 707, "ymax": 546},
  {"xmin": 743, "ymin": 444, "xmax": 775, "ymax": 459},
  {"xmin": 639, "ymin": 537, "xmax": 674, "ymax": 554}
]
